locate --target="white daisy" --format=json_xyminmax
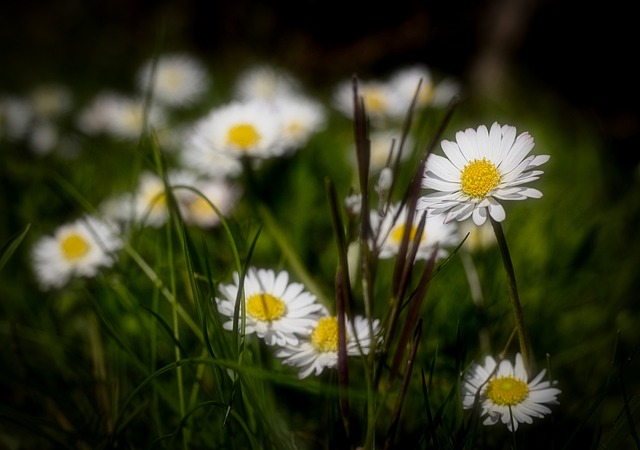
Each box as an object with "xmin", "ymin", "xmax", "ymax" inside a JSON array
[
  {"xmin": 418, "ymin": 122, "xmax": 550, "ymax": 225},
  {"xmin": 136, "ymin": 53, "xmax": 209, "ymax": 107},
  {"xmin": 216, "ymin": 268, "xmax": 327, "ymax": 347},
  {"xmin": 462, "ymin": 353, "xmax": 561, "ymax": 431},
  {"xmin": 370, "ymin": 202, "xmax": 458, "ymax": 261},
  {"xmin": 364, "ymin": 129, "xmax": 413, "ymax": 172},
  {"xmin": 333, "ymin": 78, "xmax": 401, "ymax": 123},
  {"xmin": 32, "ymin": 216, "xmax": 123, "ymax": 290},
  {"xmin": 234, "ymin": 64, "xmax": 300, "ymax": 101},
  {"xmin": 271, "ymin": 95, "xmax": 326, "ymax": 151},
  {"xmin": 387, "ymin": 65, "xmax": 435, "ymax": 117},
  {"xmin": 185, "ymin": 100, "xmax": 284, "ymax": 160},
  {"xmin": 76, "ymin": 91, "xmax": 166, "ymax": 139},
  {"xmin": 275, "ymin": 315, "xmax": 381, "ymax": 379},
  {"xmin": 180, "ymin": 178, "xmax": 242, "ymax": 228},
  {"xmin": 29, "ymin": 83, "xmax": 73, "ymax": 119}
]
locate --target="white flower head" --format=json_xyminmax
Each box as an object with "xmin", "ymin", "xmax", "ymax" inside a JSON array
[
  {"xmin": 32, "ymin": 216, "xmax": 123, "ymax": 290},
  {"xmin": 387, "ymin": 65, "xmax": 435, "ymax": 117},
  {"xmin": 76, "ymin": 91, "xmax": 166, "ymax": 139},
  {"xmin": 29, "ymin": 83, "xmax": 73, "ymax": 119},
  {"xmin": 271, "ymin": 95, "xmax": 326, "ymax": 151},
  {"xmin": 333, "ymin": 78, "xmax": 402, "ymax": 123},
  {"xmin": 0, "ymin": 96, "xmax": 34, "ymax": 140},
  {"xmin": 275, "ymin": 315, "xmax": 381, "ymax": 379},
  {"xmin": 234, "ymin": 64, "xmax": 300, "ymax": 101},
  {"xmin": 462, "ymin": 353, "xmax": 561, "ymax": 431},
  {"xmin": 370, "ymin": 202, "xmax": 458, "ymax": 261},
  {"xmin": 418, "ymin": 122, "xmax": 550, "ymax": 225},
  {"xmin": 180, "ymin": 178, "xmax": 242, "ymax": 228},
  {"xmin": 365, "ymin": 129, "xmax": 413, "ymax": 172},
  {"xmin": 216, "ymin": 268, "xmax": 328, "ymax": 347},
  {"xmin": 137, "ymin": 53, "xmax": 209, "ymax": 107},
  {"xmin": 186, "ymin": 100, "xmax": 285, "ymax": 160}
]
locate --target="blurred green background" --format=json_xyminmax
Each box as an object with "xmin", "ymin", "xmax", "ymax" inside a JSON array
[{"xmin": 1, "ymin": 0, "xmax": 640, "ymax": 448}]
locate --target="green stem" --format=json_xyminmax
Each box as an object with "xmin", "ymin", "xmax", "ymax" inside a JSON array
[{"xmin": 489, "ymin": 217, "xmax": 532, "ymax": 373}]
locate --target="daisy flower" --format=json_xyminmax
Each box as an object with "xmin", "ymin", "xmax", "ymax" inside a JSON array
[
  {"xmin": 387, "ymin": 65, "xmax": 435, "ymax": 117},
  {"xmin": 180, "ymin": 178, "xmax": 242, "ymax": 228},
  {"xmin": 418, "ymin": 122, "xmax": 550, "ymax": 225},
  {"xmin": 370, "ymin": 202, "xmax": 458, "ymax": 261},
  {"xmin": 136, "ymin": 53, "xmax": 209, "ymax": 107},
  {"xmin": 271, "ymin": 95, "xmax": 326, "ymax": 151},
  {"xmin": 462, "ymin": 353, "xmax": 561, "ymax": 431},
  {"xmin": 333, "ymin": 78, "xmax": 401, "ymax": 123},
  {"xmin": 216, "ymin": 268, "xmax": 327, "ymax": 347},
  {"xmin": 32, "ymin": 216, "xmax": 123, "ymax": 290},
  {"xmin": 275, "ymin": 315, "xmax": 381, "ymax": 379},
  {"xmin": 186, "ymin": 99, "xmax": 285, "ymax": 160},
  {"xmin": 233, "ymin": 64, "xmax": 300, "ymax": 101}
]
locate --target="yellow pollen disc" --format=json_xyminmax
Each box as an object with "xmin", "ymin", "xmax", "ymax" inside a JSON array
[
  {"xmin": 460, "ymin": 158, "xmax": 501, "ymax": 198},
  {"xmin": 189, "ymin": 197, "xmax": 214, "ymax": 218},
  {"xmin": 160, "ymin": 68, "xmax": 184, "ymax": 89},
  {"xmin": 311, "ymin": 317, "xmax": 339, "ymax": 352},
  {"xmin": 60, "ymin": 234, "xmax": 90, "ymax": 260},
  {"xmin": 246, "ymin": 293, "xmax": 286, "ymax": 321},
  {"xmin": 486, "ymin": 376, "xmax": 529, "ymax": 406},
  {"xmin": 286, "ymin": 120, "xmax": 303, "ymax": 137},
  {"xmin": 364, "ymin": 90, "xmax": 386, "ymax": 113},
  {"xmin": 227, "ymin": 123, "xmax": 261, "ymax": 149},
  {"xmin": 390, "ymin": 224, "xmax": 424, "ymax": 245},
  {"xmin": 146, "ymin": 189, "xmax": 167, "ymax": 212}
]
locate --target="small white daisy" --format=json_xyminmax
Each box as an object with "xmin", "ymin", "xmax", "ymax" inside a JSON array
[
  {"xmin": 234, "ymin": 64, "xmax": 300, "ymax": 101},
  {"xmin": 180, "ymin": 178, "xmax": 242, "ymax": 228},
  {"xmin": 216, "ymin": 268, "xmax": 327, "ymax": 347},
  {"xmin": 32, "ymin": 216, "xmax": 123, "ymax": 290},
  {"xmin": 370, "ymin": 202, "xmax": 458, "ymax": 261},
  {"xmin": 275, "ymin": 315, "xmax": 381, "ymax": 379},
  {"xmin": 462, "ymin": 353, "xmax": 561, "ymax": 431},
  {"xmin": 271, "ymin": 95, "xmax": 326, "ymax": 151},
  {"xmin": 364, "ymin": 129, "xmax": 413, "ymax": 172},
  {"xmin": 418, "ymin": 122, "xmax": 550, "ymax": 225},
  {"xmin": 131, "ymin": 170, "xmax": 196, "ymax": 228},
  {"xmin": 136, "ymin": 53, "xmax": 209, "ymax": 107},
  {"xmin": 333, "ymin": 78, "xmax": 401, "ymax": 123},
  {"xmin": 186, "ymin": 100, "xmax": 285, "ymax": 160},
  {"xmin": 76, "ymin": 91, "xmax": 166, "ymax": 139},
  {"xmin": 387, "ymin": 65, "xmax": 435, "ymax": 117}
]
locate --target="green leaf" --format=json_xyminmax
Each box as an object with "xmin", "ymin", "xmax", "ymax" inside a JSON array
[{"xmin": 0, "ymin": 223, "xmax": 30, "ymax": 272}]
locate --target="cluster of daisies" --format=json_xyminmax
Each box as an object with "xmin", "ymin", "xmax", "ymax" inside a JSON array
[
  {"xmin": 215, "ymin": 267, "xmax": 381, "ymax": 379},
  {"xmin": 20, "ymin": 50, "xmax": 562, "ymax": 431}
]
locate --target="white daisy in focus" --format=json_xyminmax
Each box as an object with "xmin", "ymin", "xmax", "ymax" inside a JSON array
[
  {"xmin": 136, "ymin": 53, "xmax": 209, "ymax": 107},
  {"xmin": 462, "ymin": 353, "xmax": 561, "ymax": 431},
  {"xmin": 216, "ymin": 268, "xmax": 327, "ymax": 347},
  {"xmin": 272, "ymin": 95, "xmax": 326, "ymax": 151},
  {"xmin": 234, "ymin": 64, "xmax": 300, "ymax": 101},
  {"xmin": 186, "ymin": 100, "xmax": 284, "ymax": 161},
  {"xmin": 370, "ymin": 202, "xmax": 458, "ymax": 261},
  {"xmin": 275, "ymin": 315, "xmax": 381, "ymax": 379},
  {"xmin": 180, "ymin": 178, "xmax": 242, "ymax": 228},
  {"xmin": 32, "ymin": 216, "xmax": 123, "ymax": 290},
  {"xmin": 418, "ymin": 122, "xmax": 550, "ymax": 226}
]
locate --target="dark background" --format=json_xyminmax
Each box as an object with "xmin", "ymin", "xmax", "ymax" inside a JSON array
[{"xmin": 2, "ymin": 0, "xmax": 639, "ymax": 171}]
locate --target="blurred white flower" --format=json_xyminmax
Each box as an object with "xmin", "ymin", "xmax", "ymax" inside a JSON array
[
  {"xmin": 271, "ymin": 95, "xmax": 326, "ymax": 151},
  {"xmin": 32, "ymin": 216, "xmax": 122, "ymax": 290},
  {"xmin": 136, "ymin": 53, "xmax": 209, "ymax": 107},
  {"xmin": 234, "ymin": 64, "xmax": 300, "ymax": 101},
  {"xmin": 180, "ymin": 178, "xmax": 242, "ymax": 228},
  {"xmin": 370, "ymin": 202, "xmax": 458, "ymax": 261}
]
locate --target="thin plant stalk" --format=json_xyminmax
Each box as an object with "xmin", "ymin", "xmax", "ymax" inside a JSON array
[{"xmin": 489, "ymin": 216, "xmax": 531, "ymax": 372}]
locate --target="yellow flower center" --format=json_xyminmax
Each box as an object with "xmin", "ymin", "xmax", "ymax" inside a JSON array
[
  {"xmin": 60, "ymin": 234, "xmax": 90, "ymax": 260},
  {"xmin": 227, "ymin": 123, "xmax": 260, "ymax": 149},
  {"xmin": 159, "ymin": 68, "xmax": 185, "ymax": 90},
  {"xmin": 145, "ymin": 189, "xmax": 167, "ymax": 212},
  {"xmin": 246, "ymin": 293, "xmax": 286, "ymax": 321},
  {"xmin": 460, "ymin": 158, "xmax": 501, "ymax": 198},
  {"xmin": 486, "ymin": 376, "xmax": 529, "ymax": 406},
  {"xmin": 363, "ymin": 89, "xmax": 386, "ymax": 114},
  {"xmin": 311, "ymin": 316, "xmax": 339, "ymax": 352},
  {"xmin": 390, "ymin": 224, "xmax": 424, "ymax": 245}
]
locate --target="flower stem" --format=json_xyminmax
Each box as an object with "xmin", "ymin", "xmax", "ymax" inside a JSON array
[{"xmin": 489, "ymin": 217, "xmax": 531, "ymax": 372}]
